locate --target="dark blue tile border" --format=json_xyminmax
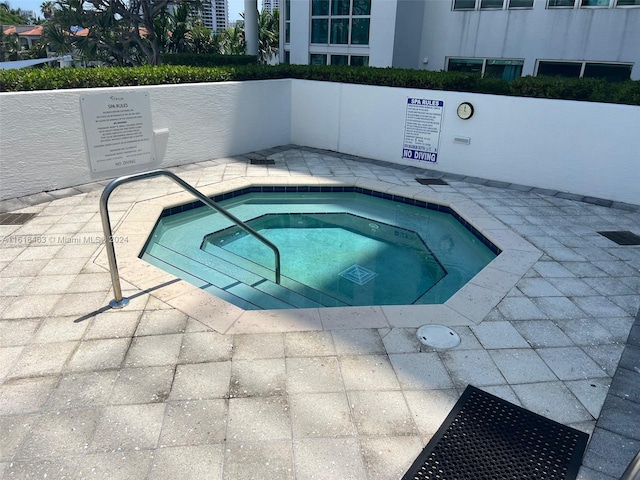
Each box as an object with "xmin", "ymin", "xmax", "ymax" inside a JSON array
[{"xmin": 159, "ymin": 186, "xmax": 502, "ymax": 255}]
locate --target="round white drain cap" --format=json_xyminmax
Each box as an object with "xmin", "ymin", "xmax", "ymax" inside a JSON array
[{"xmin": 416, "ymin": 325, "xmax": 461, "ymax": 349}]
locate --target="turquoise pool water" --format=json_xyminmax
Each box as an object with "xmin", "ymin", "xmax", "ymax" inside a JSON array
[{"xmin": 142, "ymin": 191, "xmax": 498, "ymax": 310}]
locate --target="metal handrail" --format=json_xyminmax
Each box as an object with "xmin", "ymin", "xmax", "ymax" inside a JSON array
[
  {"xmin": 100, "ymin": 169, "xmax": 281, "ymax": 308},
  {"xmin": 621, "ymin": 450, "xmax": 640, "ymax": 480}
]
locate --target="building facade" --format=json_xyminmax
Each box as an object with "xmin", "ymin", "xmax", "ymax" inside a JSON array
[
  {"xmin": 263, "ymin": 0, "xmax": 281, "ymax": 13},
  {"xmin": 281, "ymin": 0, "xmax": 640, "ymax": 80},
  {"xmin": 200, "ymin": 0, "xmax": 229, "ymax": 32}
]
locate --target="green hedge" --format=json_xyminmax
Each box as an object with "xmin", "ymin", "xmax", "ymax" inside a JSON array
[
  {"xmin": 161, "ymin": 53, "xmax": 257, "ymax": 67},
  {"xmin": 1, "ymin": 64, "xmax": 638, "ymax": 105}
]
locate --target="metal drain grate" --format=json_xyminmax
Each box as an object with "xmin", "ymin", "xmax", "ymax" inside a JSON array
[
  {"xmin": 250, "ymin": 159, "xmax": 276, "ymax": 165},
  {"xmin": 339, "ymin": 264, "xmax": 378, "ymax": 285},
  {"xmin": 416, "ymin": 178, "xmax": 449, "ymax": 186},
  {"xmin": 598, "ymin": 230, "xmax": 640, "ymax": 246},
  {"xmin": 403, "ymin": 385, "xmax": 588, "ymax": 480},
  {"xmin": 0, "ymin": 212, "xmax": 37, "ymax": 225}
]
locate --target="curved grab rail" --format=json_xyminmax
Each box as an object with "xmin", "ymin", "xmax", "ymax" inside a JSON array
[{"xmin": 100, "ymin": 169, "xmax": 281, "ymax": 308}]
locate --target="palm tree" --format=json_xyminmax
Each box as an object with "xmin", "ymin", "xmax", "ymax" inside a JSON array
[
  {"xmin": 257, "ymin": 9, "xmax": 278, "ymax": 64},
  {"xmin": 218, "ymin": 23, "xmax": 245, "ymax": 55}
]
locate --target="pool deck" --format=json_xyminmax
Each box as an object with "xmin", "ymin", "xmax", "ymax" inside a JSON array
[{"xmin": 1, "ymin": 146, "xmax": 638, "ymax": 479}]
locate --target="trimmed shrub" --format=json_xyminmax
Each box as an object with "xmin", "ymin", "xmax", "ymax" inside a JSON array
[{"xmin": 161, "ymin": 53, "xmax": 258, "ymax": 67}]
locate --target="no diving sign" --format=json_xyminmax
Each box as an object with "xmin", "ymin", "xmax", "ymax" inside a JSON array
[{"xmin": 402, "ymin": 98, "xmax": 444, "ymax": 163}]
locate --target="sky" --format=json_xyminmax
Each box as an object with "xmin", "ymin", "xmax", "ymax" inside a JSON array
[{"xmin": 8, "ymin": 0, "xmax": 249, "ymax": 22}]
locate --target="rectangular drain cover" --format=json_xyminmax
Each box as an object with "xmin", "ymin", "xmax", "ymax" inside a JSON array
[
  {"xmin": 250, "ymin": 159, "xmax": 275, "ymax": 165},
  {"xmin": 416, "ymin": 178, "xmax": 448, "ymax": 186},
  {"xmin": 0, "ymin": 212, "xmax": 37, "ymax": 225},
  {"xmin": 598, "ymin": 231, "xmax": 640, "ymax": 246},
  {"xmin": 339, "ymin": 265, "xmax": 378, "ymax": 285}
]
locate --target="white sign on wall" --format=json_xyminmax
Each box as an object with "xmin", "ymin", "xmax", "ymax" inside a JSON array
[
  {"xmin": 81, "ymin": 91, "xmax": 157, "ymax": 178},
  {"xmin": 402, "ymin": 98, "xmax": 444, "ymax": 163}
]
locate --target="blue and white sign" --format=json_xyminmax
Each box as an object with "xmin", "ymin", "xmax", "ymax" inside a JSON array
[{"xmin": 402, "ymin": 98, "xmax": 444, "ymax": 163}]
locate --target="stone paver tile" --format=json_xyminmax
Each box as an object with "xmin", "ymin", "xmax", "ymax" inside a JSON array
[
  {"xmin": 558, "ymin": 318, "xmax": 617, "ymax": 346},
  {"xmin": 160, "ymin": 399, "xmax": 227, "ymax": 446},
  {"xmin": 290, "ymin": 392, "xmax": 355, "ymax": 438},
  {"xmin": 319, "ymin": 306, "xmax": 388, "ymax": 329},
  {"xmin": 517, "ymin": 278, "xmax": 564, "ymax": 297},
  {"xmin": 230, "ymin": 358, "xmax": 286, "ymax": 397},
  {"xmin": 470, "ymin": 321, "xmax": 529, "ymax": 349},
  {"xmin": 0, "ymin": 346, "xmax": 22, "ymax": 381},
  {"xmin": 592, "ymin": 260, "xmax": 639, "ymax": 277},
  {"xmin": 0, "ymin": 275, "xmax": 34, "ymax": 296},
  {"xmin": 565, "ymin": 378, "xmax": 611, "ymax": 419},
  {"xmin": 582, "ymin": 344, "xmax": 625, "ymax": 377},
  {"xmin": 609, "ymin": 367, "xmax": 640, "ymax": 404},
  {"xmin": 537, "ymin": 347, "xmax": 608, "ymax": 381},
  {"xmin": 1, "ymin": 260, "xmax": 50, "ymax": 277},
  {"xmin": 74, "ymin": 450, "xmax": 153, "ymax": 480},
  {"xmin": 348, "ymin": 390, "xmax": 418, "ymax": 436},
  {"xmin": 149, "ymin": 445, "xmax": 223, "ymax": 480},
  {"xmin": 380, "ymin": 328, "xmax": 421, "ymax": 354},
  {"xmin": 512, "ymin": 320, "xmax": 574, "ymax": 348},
  {"xmin": 136, "ymin": 309, "xmax": 188, "ymax": 336},
  {"xmin": 0, "ymin": 376, "xmax": 58, "ymax": 415},
  {"xmin": 33, "ymin": 315, "xmax": 88, "ymax": 343},
  {"xmin": 512, "ymin": 382, "xmax": 593, "ymax": 424},
  {"xmin": 293, "ymin": 438, "xmax": 367, "ymax": 480},
  {"xmin": 227, "ymin": 396, "xmax": 291, "ymax": 442},
  {"xmin": 388, "ymin": 353, "xmax": 453, "ymax": 390},
  {"xmin": 48, "ymin": 291, "xmax": 108, "ymax": 317},
  {"xmin": 179, "ymin": 331, "xmax": 233, "ymax": 364},
  {"xmin": 170, "ymin": 362, "xmax": 231, "ymax": 400},
  {"xmin": 124, "ymin": 333, "xmax": 183, "ymax": 368},
  {"xmin": 489, "ymin": 349, "xmax": 557, "ymax": 383},
  {"xmin": 66, "ymin": 338, "xmax": 130, "ymax": 372},
  {"xmin": 532, "ymin": 261, "xmax": 575, "ymax": 278},
  {"xmin": 360, "ymin": 436, "xmax": 424, "ymax": 480},
  {"xmin": 26, "ymin": 274, "xmax": 76, "ymax": 294},
  {"xmin": 0, "ymin": 319, "xmax": 40, "ymax": 346},
  {"xmin": 439, "ymin": 350, "xmax": 506, "ymax": 387},
  {"xmin": 45, "ymin": 371, "xmax": 118, "ymax": 410},
  {"xmin": 90, "ymin": 404, "xmax": 165, "ymax": 452},
  {"xmin": 584, "ymin": 277, "xmax": 635, "ymax": 296},
  {"xmin": 110, "ymin": 366, "xmax": 175, "ymax": 404},
  {"xmin": 403, "ymin": 388, "xmax": 459, "ymax": 436},
  {"xmin": 496, "ymin": 296, "xmax": 547, "ymax": 321},
  {"xmin": 532, "ymin": 296, "xmax": 587, "ymax": 320},
  {"xmin": 232, "ymin": 333, "xmax": 284, "ymax": 359},
  {"xmin": 581, "ymin": 428, "xmax": 640, "ymax": 479},
  {"xmin": 222, "ymin": 441, "xmax": 292, "ymax": 480},
  {"xmin": 65, "ymin": 272, "xmax": 113, "ymax": 293},
  {"xmin": 2, "ymin": 294, "xmax": 62, "ymax": 319},
  {"xmin": 3, "ymin": 457, "xmax": 79, "ymax": 479},
  {"xmin": 284, "ymin": 330, "xmax": 336, "ymax": 357},
  {"xmin": 286, "ymin": 357, "xmax": 344, "ymax": 394},
  {"xmin": 8, "ymin": 341, "xmax": 77, "ymax": 378},
  {"xmin": 562, "ymin": 262, "xmax": 608, "ymax": 278},
  {"xmin": 0, "ymin": 414, "xmax": 38, "ymax": 462},
  {"xmin": 480, "ymin": 385, "xmax": 522, "ymax": 405},
  {"xmin": 547, "ymin": 277, "xmax": 599, "ymax": 297},
  {"xmin": 331, "ymin": 329, "xmax": 385, "ymax": 355},
  {"xmin": 16, "ymin": 408, "xmax": 101, "ymax": 459},
  {"xmin": 338, "ymin": 354, "xmax": 401, "ymax": 391},
  {"xmin": 85, "ymin": 310, "xmax": 142, "ymax": 340}
]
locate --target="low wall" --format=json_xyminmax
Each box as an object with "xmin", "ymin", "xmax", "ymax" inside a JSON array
[
  {"xmin": 1, "ymin": 79, "xmax": 638, "ymax": 205},
  {"xmin": 291, "ymin": 80, "xmax": 640, "ymax": 205},
  {"xmin": 0, "ymin": 79, "xmax": 292, "ymax": 200}
]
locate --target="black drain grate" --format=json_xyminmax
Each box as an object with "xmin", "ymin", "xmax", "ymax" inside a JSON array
[
  {"xmin": 598, "ymin": 230, "xmax": 640, "ymax": 246},
  {"xmin": 250, "ymin": 159, "xmax": 276, "ymax": 165},
  {"xmin": 0, "ymin": 212, "xmax": 37, "ymax": 225},
  {"xmin": 416, "ymin": 178, "xmax": 449, "ymax": 186},
  {"xmin": 403, "ymin": 385, "xmax": 588, "ymax": 480}
]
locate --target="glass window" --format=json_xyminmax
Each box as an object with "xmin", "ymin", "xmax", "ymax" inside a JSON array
[
  {"xmin": 284, "ymin": 50, "xmax": 290, "ymax": 64},
  {"xmin": 332, "ymin": 0, "xmax": 350, "ymax": 15},
  {"xmin": 537, "ymin": 61, "xmax": 582, "ymax": 77},
  {"xmin": 311, "ymin": 19, "xmax": 329, "ymax": 43},
  {"xmin": 285, "ymin": 22, "xmax": 290, "ymax": 43},
  {"xmin": 285, "ymin": 0, "xmax": 291, "ymax": 19},
  {"xmin": 617, "ymin": 0, "xmax": 640, "ymax": 5},
  {"xmin": 331, "ymin": 54, "xmax": 349, "ymax": 65},
  {"xmin": 448, "ymin": 58, "xmax": 483, "ymax": 74},
  {"xmin": 331, "ymin": 18, "xmax": 349, "ymax": 44},
  {"xmin": 481, "ymin": 0, "xmax": 504, "ymax": 7},
  {"xmin": 350, "ymin": 55, "xmax": 369, "ymax": 66},
  {"xmin": 352, "ymin": 0, "xmax": 371, "ymax": 15},
  {"xmin": 548, "ymin": 0, "xmax": 575, "ymax": 6},
  {"xmin": 581, "ymin": 0, "xmax": 609, "ymax": 5},
  {"xmin": 584, "ymin": 63, "xmax": 632, "ymax": 81},
  {"xmin": 485, "ymin": 59, "xmax": 524, "ymax": 80},
  {"xmin": 509, "ymin": 0, "xmax": 534, "ymax": 6},
  {"xmin": 312, "ymin": 0, "xmax": 329, "ymax": 15},
  {"xmin": 453, "ymin": 0, "xmax": 477, "ymax": 8},
  {"xmin": 310, "ymin": 53, "xmax": 328, "ymax": 65},
  {"xmin": 351, "ymin": 18, "xmax": 370, "ymax": 44}
]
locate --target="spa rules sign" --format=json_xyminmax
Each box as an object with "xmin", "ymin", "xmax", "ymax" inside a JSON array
[
  {"xmin": 81, "ymin": 91, "xmax": 156, "ymax": 178},
  {"xmin": 402, "ymin": 98, "xmax": 444, "ymax": 163}
]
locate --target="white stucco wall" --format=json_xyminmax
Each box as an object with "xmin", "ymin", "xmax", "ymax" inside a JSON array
[
  {"xmin": 291, "ymin": 80, "xmax": 640, "ymax": 205},
  {"xmin": 0, "ymin": 80, "xmax": 292, "ymax": 200}
]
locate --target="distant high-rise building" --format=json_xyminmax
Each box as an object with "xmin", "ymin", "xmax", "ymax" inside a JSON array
[
  {"xmin": 262, "ymin": 0, "xmax": 280, "ymax": 13},
  {"xmin": 200, "ymin": 0, "xmax": 228, "ymax": 33}
]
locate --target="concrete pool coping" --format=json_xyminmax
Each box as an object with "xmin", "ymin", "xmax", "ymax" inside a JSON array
[{"xmin": 96, "ymin": 175, "xmax": 542, "ymax": 334}]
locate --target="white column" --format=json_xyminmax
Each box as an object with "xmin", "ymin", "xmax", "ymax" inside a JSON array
[{"xmin": 244, "ymin": 0, "xmax": 259, "ymax": 56}]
